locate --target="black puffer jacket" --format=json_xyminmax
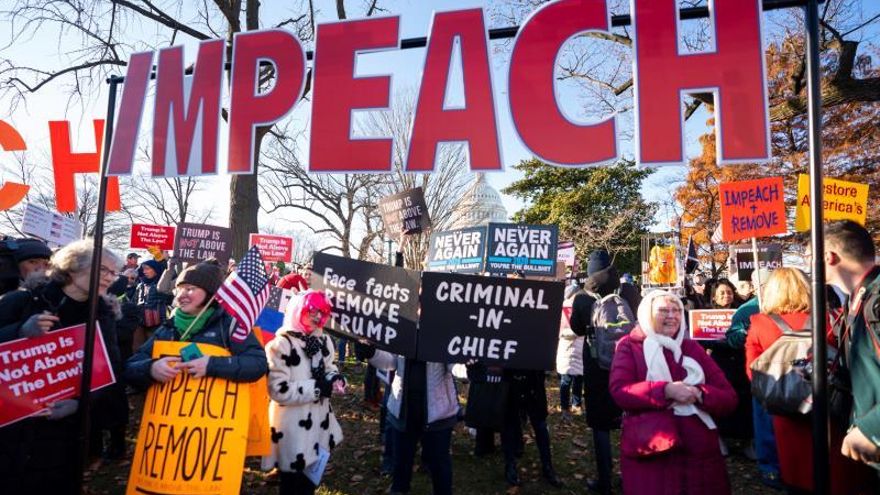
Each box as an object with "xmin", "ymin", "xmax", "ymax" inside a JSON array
[{"xmin": 124, "ymin": 304, "xmax": 268, "ymax": 389}]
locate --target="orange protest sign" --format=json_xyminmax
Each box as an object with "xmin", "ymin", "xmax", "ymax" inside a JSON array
[
  {"xmin": 127, "ymin": 341, "xmax": 250, "ymax": 495},
  {"xmin": 245, "ymin": 329, "xmax": 272, "ymax": 457},
  {"xmin": 719, "ymin": 177, "xmax": 786, "ymax": 242}
]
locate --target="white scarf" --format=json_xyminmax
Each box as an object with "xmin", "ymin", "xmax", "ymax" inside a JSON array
[{"xmin": 637, "ymin": 291, "xmax": 716, "ymax": 429}]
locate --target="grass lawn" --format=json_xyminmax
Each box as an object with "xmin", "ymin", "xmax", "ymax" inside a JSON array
[{"xmin": 84, "ymin": 360, "xmax": 776, "ymax": 494}]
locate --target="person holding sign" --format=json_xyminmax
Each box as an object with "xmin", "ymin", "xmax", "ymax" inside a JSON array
[
  {"xmin": 610, "ymin": 290, "xmax": 737, "ymax": 495},
  {"xmin": 262, "ymin": 290, "xmax": 346, "ymax": 495},
  {"xmin": 0, "ymin": 239, "xmax": 124, "ymax": 493},
  {"xmin": 124, "ymin": 259, "xmax": 268, "ymax": 388}
]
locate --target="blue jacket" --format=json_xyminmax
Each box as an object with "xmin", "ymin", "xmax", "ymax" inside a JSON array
[{"xmin": 124, "ymin": 304, "xmax": 268, "ymax": 389}]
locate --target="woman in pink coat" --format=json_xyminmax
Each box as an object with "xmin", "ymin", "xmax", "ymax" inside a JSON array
[{"xmin": 610, "ymin": 290, "xmax": 738, "ymax": 495}]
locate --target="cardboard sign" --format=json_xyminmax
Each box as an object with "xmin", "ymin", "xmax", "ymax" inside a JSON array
[
  {"xmin": 557, "ymin": 241, "xmax": 576, "ymax": 268},
  {"xmin": 730, "ymin": 243, "xmax": 783, "ymax": 281},
  {"xmin": 249, "ymin": 233, "xmax": 294, "ymax": 263},
  {"xmin": 719, "ymin": 177, "xmax": 786, "ymax": 242},
  {"xmin": 485, "ymin": 223, "xmax": 559, "ymax": 276},
  {"xmin": 688, "ymin": 309, "xmax": 736, "ymax": 341},
  {"xmin": 378, "ymin": 187, "xmax": 432, "ymax": 239},
  {"xmin": 0, "ymin": 324, "xmax": 116, "ymax": 428},
  {"xmin": 127, "ymin": 341, "xmax": 250, "ymax": 495},
  {"xmin": 21, "ymin": 202, "xmax": 83, "ymax": 246},
  {"xmin": 416, "ymin": 272, "xmax": 564, "ymax": 370},
  {"xmin": 173, "ymin": 222, "xmax": 233, "ymax": 264},
  {"xmin": 311, "ymin": 253, "xmax": 420, "ymax": 356},
  {"xmin": 426, "ymin": 227, "xmax": 487, "ymax": 273},
  {"xmin": 131, "ymin": 223, "xmax": 176, "ymax": 250},
  {"xmin": 794, "ymin": 174, "xmax": 869, "ymax": 231}
]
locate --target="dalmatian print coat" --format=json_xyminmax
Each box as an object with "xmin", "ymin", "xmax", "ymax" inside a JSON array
[{"xmin": 261, "ymin": 330, "xmax": 344, "ymax": 473}]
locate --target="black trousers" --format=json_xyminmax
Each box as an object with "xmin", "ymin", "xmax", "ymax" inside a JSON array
[{"xmin": 280, "ymin": 471, "xmax": 316, "ymax": 495}]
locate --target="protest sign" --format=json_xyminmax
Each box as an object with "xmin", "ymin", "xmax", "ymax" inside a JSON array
[
  {"xmin": 730, "ymin": 243, "xmax": 783, "ymax": 281},
  {"xmin": 131, "ymin": 223, "xmax": 176, "ymax": 250},
  {"xmin": 0, "ymin": 323, "xmax": 115, "ymax": 428},
  {"xmin": 688, "ymin": 310, "xmax": 736, "ymax": 341},
  {"xmin": 416, "ymin": 272, "xmax": 564, "ymax": 370},
  {"xmin": 173, "ymin": 222, "xmax": 233, "ymax": 264},
  {"xmin": 378, "ymin": 187, "xmax": 432, "ymax": 239},
  {"xmin": 794, "ymin": 174, "xmax": 869, "ymax": 232},
  {"xmin": 249, "ymin": 233, "xmax": 294, "ymax": 263},
  {"xmin": 127, "ymin": 341, "xmax": 250, "ymax": 495},
  {"xmin": 719, "ymin": 177, "xmax": 786, "ymax": 242},
  {"xmin": 311, "ymin": 253, "xmax": 420, "ymax": 356},
  {"xmin": 21, "ymin": 202, "xmax": 83, "ymax": 246},
  {"xmin": 426, "ymin": 226, "xmax": 487, "ymax": 273},
  {"xmin": 556, "ymin": 241, "xmax": 576, "ymax": 268},
  {"xmin": 485, "ymin": 223, "xmax": 559, "ymax": 276}
]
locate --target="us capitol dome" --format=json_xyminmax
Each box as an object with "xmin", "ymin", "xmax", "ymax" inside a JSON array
[{"xmin": 449, "ymin": 173, "xmax": 509, "ymax": 229}]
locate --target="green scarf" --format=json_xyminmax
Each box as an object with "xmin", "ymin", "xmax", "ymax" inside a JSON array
[{"xmin": 173, "ymin": 306, "xmax": 215, "ymax": 342}]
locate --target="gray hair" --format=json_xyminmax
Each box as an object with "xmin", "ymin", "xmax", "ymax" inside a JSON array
[{"xmin": 49, "ymin": 239, "xmax": 122, "ymax": 286}]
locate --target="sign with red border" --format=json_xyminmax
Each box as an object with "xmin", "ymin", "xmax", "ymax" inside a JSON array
[
  {"xmin": 130, "ymin": 223, "xmax": 176, "ymax": 250},
  {"xmin": 0, "ymin": 323, "xmax": 116, "ymax": 428},
  {"xmin": 688, "ymin": 309, "xmax": 736, "ymax": 341}
]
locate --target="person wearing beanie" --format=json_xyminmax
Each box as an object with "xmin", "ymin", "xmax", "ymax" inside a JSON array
[
  {"xmin": 134, "ymin": 258, "xmax": 173, "ymax": 334},
  {"xmin": 568, "ymin": 250, "xmax": 627, "ymax": 495},
  {"xmin": 124, "ymin": 260, "xmax": 268, "ymax": 390},
  {"xmin": 0, "ymin": 237, "xmax": 52, "ymax": 296}
]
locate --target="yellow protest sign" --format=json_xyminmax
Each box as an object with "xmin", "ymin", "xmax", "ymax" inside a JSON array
[
  {"xmin": 246, "ymin": 330, "xmax": 271, "ymax": 457},
  {"xmin": 127, "ymin": 341, "xmax": 250, "ymax": 495},
  {"xmin": 795, "ymin": 174, "xmax": 869, "ymax": 231}
]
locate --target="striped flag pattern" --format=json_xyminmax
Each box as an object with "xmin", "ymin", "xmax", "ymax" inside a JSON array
[{"xmin": 215, "ymin": 245, "xmax": 271, "ymax": 343}]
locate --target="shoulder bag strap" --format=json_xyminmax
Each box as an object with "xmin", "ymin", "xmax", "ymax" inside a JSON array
[{"xmin": 768, "ymin": 313, "xmax": 811, "ymax": 336}]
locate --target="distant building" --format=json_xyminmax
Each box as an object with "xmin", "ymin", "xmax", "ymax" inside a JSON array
[{"xmin": 449, "ymin": 173, "xmax": 509, "ymax": 229}]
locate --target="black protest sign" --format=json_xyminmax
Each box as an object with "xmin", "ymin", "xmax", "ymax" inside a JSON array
[
  {"xmin": 426, "ymin": 227, "xmax": 487, "ymax": 273},
  {"xmin": 378, "ymin": 187, "xmax": 432, "ymax": 239},
  {"xmin": 311, "ymin": 253, "xmax": 420, "ymax": 356},
  {"xmin": 485, "ymin": 223, "xmax": 559, "ymax": 276},
  {"xmin": 731, "ymin": 243, "xmax": 783, "ymax": 280},
  {"xmin": 173, "ymin": 222, "xmax": 232, "ymax": 264},
  {"xmin": 416, "ymin": 272, "xmax": 564, "ymax": 370}
]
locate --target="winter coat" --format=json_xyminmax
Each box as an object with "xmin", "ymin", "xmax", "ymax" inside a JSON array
[
  {"xmin": 746, "ymin": 312, "xmax": 878, "ymax": 493},
  {"xmin": 370, "ymin": 351, "xmax": 459, "ymax": 432},
  {"xmin": 556, "ymin": 296, "xmax": 584, "ymax": 376},
  {"xmin": 262, "ymin": 331, "xmax": 344, "ymax": 473},
  {"xmin": 124, "ymin": 305, "xmax": 268, "ymax": 389},
  {"xmin": 569, "ymin": 270, "xmax": 623, "ymax": 430},
  {"xmin": 134, "ymin": 278, "xmax": 172, "ymax": 328},
  {"xmin": 0, "ymin": 278, "xmax": 123, "ymax": 494},
  {"xmin": 610, "ymin": 325, "xmax": 737, "ymax": 495}
]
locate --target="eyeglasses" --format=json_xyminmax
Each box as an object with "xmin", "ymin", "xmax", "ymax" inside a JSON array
[{"xmin": 99, "ymin": 266, "xmax": 117, "ymax": 278}]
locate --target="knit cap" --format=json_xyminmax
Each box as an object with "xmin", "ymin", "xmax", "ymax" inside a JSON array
[
  {"xmin": 13, "ymin": 238, "xmax": 52, "ymax": 263},
  {"xmin": 176, "ymin": 260, "xmax": 225, "ymax": 297}
]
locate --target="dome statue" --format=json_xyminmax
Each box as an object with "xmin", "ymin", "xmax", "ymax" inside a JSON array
[{"xmin": 449, "ymin": 173, "xmax": 509, "ymax": 229}]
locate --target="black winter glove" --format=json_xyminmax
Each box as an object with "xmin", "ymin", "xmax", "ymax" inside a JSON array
[
  {"xmin": 314, "ymin": 371, "xmax": 333, "ymax": 399},
  {"xmin": 354, "ymin": 342, "xmax": 376, "ymax": 361}
]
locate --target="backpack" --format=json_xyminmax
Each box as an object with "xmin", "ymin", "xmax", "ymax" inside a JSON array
[
  {"xmin": 590, "ymin": 293, "xmax": 636, "ymax": 370},
  {"xmin": 750, "ymin": 314, "xmax": 813, "ymax": 416}
]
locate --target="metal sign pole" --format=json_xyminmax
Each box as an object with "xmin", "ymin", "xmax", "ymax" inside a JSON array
[
  {"xmin": 805, "ymin": 0, "xmax": 829, "ymax": 493},
  {"xmin": 75, "ymin": 75, "xmax": 121, "ymax": 489}
]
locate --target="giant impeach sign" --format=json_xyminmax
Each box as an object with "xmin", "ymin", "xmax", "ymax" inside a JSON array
[{"xmin": 127, "ymin": 341, "xmax": 250, "ymax": 495}]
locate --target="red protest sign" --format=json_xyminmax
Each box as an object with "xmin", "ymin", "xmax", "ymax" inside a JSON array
[
  {"xmin": 719, "ymin": 177, "xmax": 786, "ymax": 242},
  {"xmin": 249, "ymin": 234, "xmax": 294, "ymax": 263},
  {"xmin": 130, "ymin": 223, "xmax": 176, "ymax": 250},
  {"xmin": 688, "ymin": 309, "xmax": 736, "ymax": 341},
  {"xmin": 0, "ymin": 323, "xmax": 116, "ymax": 428}
]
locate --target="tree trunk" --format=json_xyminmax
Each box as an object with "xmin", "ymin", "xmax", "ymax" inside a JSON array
[{"xmin": 229, "ymin": 131, "xmax": 263, "ymax": 259}]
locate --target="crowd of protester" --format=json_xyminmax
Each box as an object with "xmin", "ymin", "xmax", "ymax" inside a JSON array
[{"xmin": 0, "ymin": 219, "xmax": 879, "ymax": 494}]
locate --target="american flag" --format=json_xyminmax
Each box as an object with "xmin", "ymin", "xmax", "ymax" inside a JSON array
[{"xmin": 215, "ymin": 245, "xmax": 271, "ymax": 343}]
